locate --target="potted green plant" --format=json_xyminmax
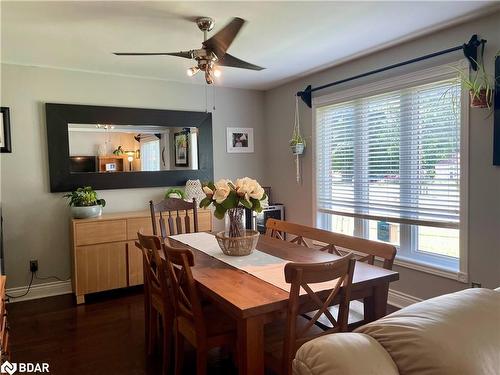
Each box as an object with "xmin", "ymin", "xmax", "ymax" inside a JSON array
[
  {"xmin": 113, "ymin": 146, "xmax": 124, "ymax": 156},
  {"xmin": 165, "ymin": 188, "xmax": 186, "ymax": 199},
  {"xmin": 453, "ymin": 58, "xmax": 494, "ymax": 109},
  {"xmin": 64, "ymin": 186, "xmax": 106, "ymax": 219},
  {"xmin": 290, "ymin": 133, "xmax": 306, "ymax": 155},
  {"xmin": 291, "ymin": 96, "xmax": 306, "ymax": 155}
]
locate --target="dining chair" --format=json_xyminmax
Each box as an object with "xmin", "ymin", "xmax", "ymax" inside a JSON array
[
  {"xmin": 266, "ymin": 219, "xmax": 396, "ymax": 269},
  {"xmin": 162, "ymin": 243, "xmax": 237, "ymax": 375},
  {"xmin": 265, "ymin": 219, "xmax": 396, "ymax": 329},
  {"xmin": 264, "ymin": 254, "xmax": 356, "ymax": 375},
  {"xmin": 150, "ymin": 197, "xmax": 199, "ymax": 240},
  {"xmin": 136, "ymin": 232, "xmax": 173, "ymax": 375}
]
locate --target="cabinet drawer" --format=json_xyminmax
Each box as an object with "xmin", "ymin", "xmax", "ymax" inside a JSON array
[
  {"xmin": 75, "ymin": 242, "xmax": 127, "ymax": 294},
  {"xmin": 127, "ymin": 217, "xmax": 153, "ymax": 240},
  {"xmin": 75, "ymin": 220, "xmax": 127, "ymax": 246}
]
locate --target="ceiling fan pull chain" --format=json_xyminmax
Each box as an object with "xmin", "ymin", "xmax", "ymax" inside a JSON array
[
  {"xmin": 205, "ymin": 84, "xmax": 208, "ymax": 113},
  {"xmin": 213, "ymin": 86, "xmax": 217, "ymax": 111}
]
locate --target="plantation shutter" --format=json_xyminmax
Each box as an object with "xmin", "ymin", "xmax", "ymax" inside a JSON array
[{"xmin": 316, "ymin": 78, "xmax": 461, "ymax": 229}]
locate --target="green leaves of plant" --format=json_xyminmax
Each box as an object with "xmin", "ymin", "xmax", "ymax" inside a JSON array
[
  {"xmin": 240, "ymin": 198, "xmax": 252, "ymax": 209},
  {"xmin": 199, "ymin": 197, "xmax": 212, "ymax": 209},
  {"xmin": 165, "ymin": 188, "xmax": 186, "ymax": 199},
  {"xmin": 64, "ymin": 186, "xmax": 105, "ymax": 207},
  {"xmin": 221, "ymin": 191, "xmax": 238, "ymax": 210},
  {"xmin": 214, "ymin": 204, "xmax": 226, "ymax": 220},
  {"xmin": 251, "ymin": 198, "xmax": 262, "ymax": 212}
]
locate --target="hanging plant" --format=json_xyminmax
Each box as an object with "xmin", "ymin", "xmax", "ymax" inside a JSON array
[
  {"xmin": 291, "ymin": 96, "xmax": 306, "ymax": 155},
  {"xmin": 452, "ymin": 57, "xmax": 495, "ymax": 109}
]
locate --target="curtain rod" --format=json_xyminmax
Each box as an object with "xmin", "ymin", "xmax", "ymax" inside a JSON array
[{"xmin": 296, "ymin": 34, "xmax": 486, "ymax": 108}]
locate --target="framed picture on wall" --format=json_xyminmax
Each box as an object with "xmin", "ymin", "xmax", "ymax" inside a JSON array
[
  {"xmin": 174, "ymin": 130, "xmax": 189, "ymax": 167},
  {"xmin": 0, "ymin": 107, "xmax": 12, "ymax": 153},
  {"xmin": 227, "ymin": 127, "xmax": 254, "ymax": 153}
]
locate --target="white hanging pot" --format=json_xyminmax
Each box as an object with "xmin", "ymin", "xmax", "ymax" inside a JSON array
[{"xmin": 291, "ymin": 143, "xmax": 305, "ymax": 155}]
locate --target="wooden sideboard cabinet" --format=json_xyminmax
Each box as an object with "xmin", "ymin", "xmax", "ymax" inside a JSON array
[{"xmin": 71, "ymin": 209, "xmax": 212, "ymax": 304}]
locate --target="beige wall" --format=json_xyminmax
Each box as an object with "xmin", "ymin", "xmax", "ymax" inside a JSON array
[
  {"xmin": 264, "ymin": 12, "xmax": 500, "ymax": 299},
  {"xmin": 0, "ymin": 64, "xmax": 265, "ymax": 288}
]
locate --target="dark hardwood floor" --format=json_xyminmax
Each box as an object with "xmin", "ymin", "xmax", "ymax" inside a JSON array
[
  {"xmin": 7, "ymin": 287, "xmax": 236, "ymax": 375},
  {"xmin": 7, "ymin": 288, "xmax": 398, "ymax": 375}
]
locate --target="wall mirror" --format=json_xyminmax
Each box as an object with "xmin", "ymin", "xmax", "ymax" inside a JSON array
[
  {"xmin": 68, "ymin": 124, "xmax": 199, "ymax": 173},
  {"xmin": 46, "ymin": 104, "xmax": 213, "ymax": 192}
]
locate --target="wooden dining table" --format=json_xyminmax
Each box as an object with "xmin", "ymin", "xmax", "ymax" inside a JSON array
[{"xmin": 167, "ymin": 233, "xmax": 399, "ymax": 375}]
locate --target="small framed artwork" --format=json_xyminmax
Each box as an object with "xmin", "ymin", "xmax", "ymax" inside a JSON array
[
  {"xmin": 174, "ymin": 131, "xmax": 189, "ymax": 167},
  {"xmin": 0, "ymin": 107, "xmax": 12, "ymax": 153},
  {"xmin": 227, "ymin": 127, "xmax": 254, "ymax": 153}
]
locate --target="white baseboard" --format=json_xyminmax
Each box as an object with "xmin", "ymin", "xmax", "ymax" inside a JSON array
[
  {"xmin": 388, "ymin": 288, "xmax": 422, "ymax": 309},
  {"xmin": 6, "ymin": 280, "xmax": 72, "ymax": 303}
]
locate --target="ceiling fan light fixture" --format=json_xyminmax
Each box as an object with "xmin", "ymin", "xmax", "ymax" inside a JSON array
[
  {"xmin": 204, "ymin": 70, "xmax": 213, "ymax": 85},
  {"xmin": 213, "ymin": 68, "xmax": 221, "ymax": 78},
  {"xmin": 187, "ymin": 66, "xmax": 200, "ymax": 77}
]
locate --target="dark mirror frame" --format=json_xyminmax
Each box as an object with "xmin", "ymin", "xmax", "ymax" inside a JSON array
[{"xmin": 46, "ymin": 103, "xmax": 213, "ymax": 192}]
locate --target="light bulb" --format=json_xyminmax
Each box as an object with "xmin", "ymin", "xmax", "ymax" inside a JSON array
[
  {"xmin": 187, "ymin": 67, "xmax": 200, "ymax": 77},
  {"xmin": 127, "ymin": 155, "xmax": 133, "ymax": 162},
  {"xmin": 213, "ymin": 68, "xmax": 221, "ymax": 78}
]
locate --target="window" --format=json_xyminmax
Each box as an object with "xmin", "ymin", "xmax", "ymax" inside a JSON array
[
  {"xmin": 314, "ymin": 63, "xmax": 468, "ymax": 280},
  {"xmin": 140, "ymin": 138, "xmax": 160, "ymax": 171}
]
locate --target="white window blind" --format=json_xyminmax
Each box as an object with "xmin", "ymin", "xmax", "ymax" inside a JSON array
[
  {"xmin": 140, "ymin": 138, "xmax": 160, "ymax": 171},
  {"xmin": 316, "ymin": 78, "xmax": 461, "ymax": 229}
]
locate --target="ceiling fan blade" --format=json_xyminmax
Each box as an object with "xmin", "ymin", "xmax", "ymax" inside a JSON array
[
  {"xmin": 218, "ymin": 53, "xmax": 265, "ymax": 71},
  {"xmin": 203, "ymin": 17, "xmax": 245, "ymax": 58},
  {"xmin": 113, "ymin": 51, "xmax": 193, "ymax": 59}
]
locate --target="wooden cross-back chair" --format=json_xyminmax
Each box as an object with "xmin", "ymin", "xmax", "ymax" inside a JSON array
[
  {"xmin": 265, "ymin": 254, "xmax": 356, "ymax": 375},
  {"xmin": 135, "ymin": 232, "xmax": 173, "ymax": 375},
  {"xmin": 265, "ymin": 219, "xmax": 396, "ymax": 270},
  {"xmin": 266, "ymin": 219, "xmax": 397, "ymax": 331},
  {"xmin": 162, "ymin": 244, "xmax": 236, "ymax": 375},
  {"xmin": 150, "ymin": 198, "xmax": 199, "ymax": 240}
]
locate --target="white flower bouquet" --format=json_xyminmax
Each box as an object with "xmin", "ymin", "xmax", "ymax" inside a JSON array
[
  {"xmin": 199, "ymin": 177, "xmax": 267, "ymax": 219},
  {"xmin": 200, "ymin": 177, "xmax": 267, "ymax": 240}
]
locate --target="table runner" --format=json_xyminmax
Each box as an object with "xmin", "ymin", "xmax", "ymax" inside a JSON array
[{"xmin": 169, "ymin": 232, "xmax": 338, "ymax": 293}]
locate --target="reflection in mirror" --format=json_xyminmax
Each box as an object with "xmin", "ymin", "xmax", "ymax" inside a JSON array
[{"xmin": 67, "ymin": 124, "xmax": 199, "ymax": 173}]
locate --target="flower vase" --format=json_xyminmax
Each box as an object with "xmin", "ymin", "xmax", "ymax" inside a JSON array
[
  {"xmin": 226, "ymin": 207, "xmax": 245, "ymax": 238},
  {"xmin": 216, "ymin": 207, "xmax": 259, "ymax": 256}
]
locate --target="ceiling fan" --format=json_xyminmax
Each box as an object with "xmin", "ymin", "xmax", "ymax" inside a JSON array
[{"xmin": 114, "ymin": 17, "xmax": 264, "ymax": 84}]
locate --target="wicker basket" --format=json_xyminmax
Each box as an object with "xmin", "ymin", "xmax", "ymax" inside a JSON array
[{"xmin": 215, "ymin": 230, "xmax": 260, "ymax": 256}]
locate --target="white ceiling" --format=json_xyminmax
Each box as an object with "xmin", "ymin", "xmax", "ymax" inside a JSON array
[{"xmin": 0, "ymin": 1, "xmax": 496, "ymax": 90}]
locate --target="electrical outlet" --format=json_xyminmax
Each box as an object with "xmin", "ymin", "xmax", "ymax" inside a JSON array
[
  {"xmin": 30, "ymin": 260, "xmax": 38, "ymax": 273},
  {"xmin": 471, "ymin": 282, "xmax": 481, "ymax": 288}
]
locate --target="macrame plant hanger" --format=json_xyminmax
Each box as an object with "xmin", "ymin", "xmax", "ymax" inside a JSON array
[{"xmin": 291, "ymin": 95, "xmax": 305, "ymax": 184}]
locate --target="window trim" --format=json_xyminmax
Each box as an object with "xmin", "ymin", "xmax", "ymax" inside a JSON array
[{"xmin": 311, "ymin": 61, "xmax": 469, "ymax": 282}]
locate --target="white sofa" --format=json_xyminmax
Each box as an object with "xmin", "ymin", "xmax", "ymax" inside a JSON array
[{"xmin": 293, "ymin": 288, "xmax": 500, "ymax": 375}]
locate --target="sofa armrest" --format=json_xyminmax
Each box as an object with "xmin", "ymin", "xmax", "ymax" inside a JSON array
[{"xmin": 293, "ymin": 333, "xmax": 399, "ymax": 375}]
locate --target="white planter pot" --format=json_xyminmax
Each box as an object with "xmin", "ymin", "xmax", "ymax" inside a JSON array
[
  {"xmin": 71, "ymin": 205, "xmax": 103, "ymax": 219},
  {"xmin": 291, "ymin": 143, "xmax": 305, "ymax": 155}
]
